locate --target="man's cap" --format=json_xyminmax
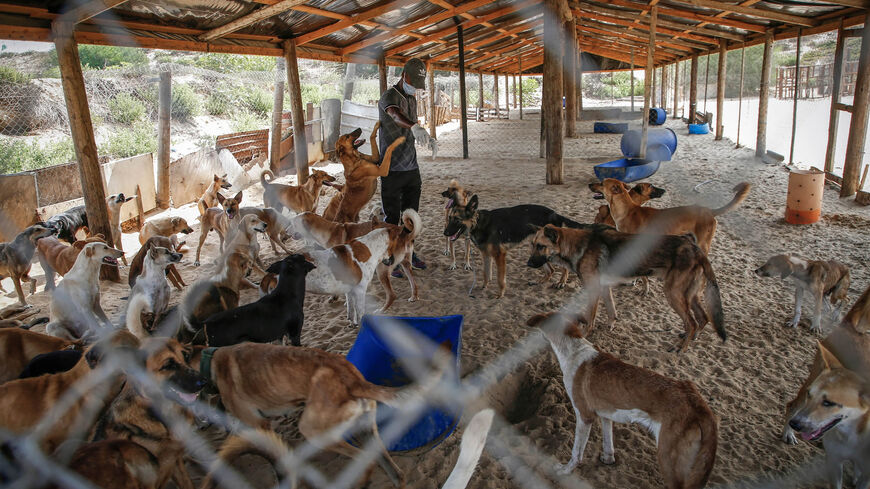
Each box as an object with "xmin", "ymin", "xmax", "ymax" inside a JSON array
[{"xmin": 402, "ymin": 58, "xmax": 427, "ymax": 89}]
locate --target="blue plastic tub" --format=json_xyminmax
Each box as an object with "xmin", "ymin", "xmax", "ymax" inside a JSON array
[
  {"xmin": 346, "ymin": 315, "xmax": 463, "ymax": 452},
  {"xmin": 594, "ymin": 158, "xmax": 661, "ymax": 183},
  {"xmin": 620, "ymin": 127, "xmax": 677, "ymax": 161},
  {"xmin": 594, "ymin": 122, "xmax": 629, "ymax": 134},
  {"xmin": 649, "ymin": 107, "xmax": 667, "ymax": 125},
  {"xmin": 688, "ymin": 123, "xmax": 710, "ymax": 134}
]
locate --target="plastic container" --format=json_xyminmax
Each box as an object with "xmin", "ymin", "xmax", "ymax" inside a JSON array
[
  {"xmin": 688, "ymin": 123, "xmax": 710, "ymax": 135},
  {"xmin": 594, "ymin": 158, "xmax": 661, "ymax": 183},
  {"xmin": 649, "ymin": 107, "xmax": 667, "ymax": 125},
  {"xmin": 620, "ymin": 128, "xmax": 677, "ymax": 161},
  {"xmin": 785, "ymin": 169, "xmax": 824, "ymax": 224},
  {"xmin": 593, "ymin": 122, "xmax": 629, "ymax": 134},
  {"xmin": 346, "ymin": 315, "xmax": 463, "ymax": 452}
]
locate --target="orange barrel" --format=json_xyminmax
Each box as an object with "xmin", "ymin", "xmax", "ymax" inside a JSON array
[{"xmin": 785, "ymin": 169, "xmax": 824, "ymax": 224}]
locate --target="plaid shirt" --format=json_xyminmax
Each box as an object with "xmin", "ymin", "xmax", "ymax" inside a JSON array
[{"xmin": 377, "ymin": 82, "xmax": 418, "ymax": 172}]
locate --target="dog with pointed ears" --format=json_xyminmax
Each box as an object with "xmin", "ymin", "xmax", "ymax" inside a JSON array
[
  {"xmin": 589, "ymin": 181, "xmax": 666, "ymax": 227},
  {"xmin": 442, "ymin": 178, "xmax": 473, "ymax": 271},
  {"xmin": 260, "ymin": 168, "xmax": 336, "ymax": 214},
  {"xmin": 198, "ymin": 173, "xmax": 232, "ymax": 216}
]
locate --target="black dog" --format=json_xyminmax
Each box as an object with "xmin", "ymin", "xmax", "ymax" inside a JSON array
[
  {"xmin": 202, "ymin": 254, "xmax": 314, "ymax": 347},
  {"xmin": 45, "ymin": 205, "xmax": 88, "ymax": 244},
  {"xmin": 443, "ymin": 195, "xmax": 587, "ymax": 297}
]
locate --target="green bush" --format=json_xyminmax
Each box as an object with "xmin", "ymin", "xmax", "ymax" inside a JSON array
[
  {"xmin": 299, "ymin": 83, "xmax": 341, "ymax": 106},
  {"xmin": 171, "ymin": 83, "xmax": 199, "ymax": 121},
  {"xmin": 230, "ymin": 110, "xmax": 268, "ymax": 132},
  {"xmin": 243, "ymin": 88, "xmax": 272, "ymax": 117},
  {"xmin": 194, "ymin": 53, "xmax": 275, "ymax": 73},
  {"xmin": 108, "ymin": 92, "xmax": 147, "ymax": 125},
  {"xmin": 0, "ymin": 138, "xmax": 76, "ymax": 174},
  {"xmin": 99, "ymin": 123, "xmax": 157, "ymax": 159},
  {"xmin": 205, "ymin": 91, "xmax": 232, "ymax": 116},
  {"xmin": 76, "ymin": 45, "xmax": 147, "ymax": 69},
  {"xmin": 0, "ymin": 66, "xmax": 29, "ymax": 84}
]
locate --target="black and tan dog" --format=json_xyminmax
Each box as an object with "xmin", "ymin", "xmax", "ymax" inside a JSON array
[
  {"xmin": 589, "ymin": 181, "xmax": 665, "ymax": 227},
  {"xmin": 45, "ymin": 205, "xmax": 88, "ymax": 244},
  {"xmin": 755, "ymin": 254, "xmax": 850, "ymax": 333},
  {"xmin": 443, "ymin": 195, "xmax": 584, "ymax": 298},
  {"xmin": 442, "ymin": 178, "xmax": 473, "ymax": 270},
  {"xmin": 528, "ymin": 224, "xmax": 726, "ymax": 352},
  {"xmin": 0, "ymin": 223, "xmax": 55, "ymax": 305}
]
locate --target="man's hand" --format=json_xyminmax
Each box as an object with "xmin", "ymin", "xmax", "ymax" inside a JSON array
[{"xmin": 411, "ymin": 124, "xmax": 430, "ymax": 145}]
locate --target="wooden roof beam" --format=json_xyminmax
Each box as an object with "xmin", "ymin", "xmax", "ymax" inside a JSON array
[
  {"xmin": 295, "ymin": 0, "xmax": 418, "ymax": 46},
  {"xmin": 602, "ymin": 0, "xmax": 767, "ymax": 33},
  {"xmin": 199, "ymin": 0, "xmax": 308, "ymax": 41},
  {"xmin": 576, "ymin": 21, "xmax": 695, "ymax": 52},
  {"xmin": 61, "ymin": 0, "xmax": 128, "ymax": 24},
  {"xmin": 429, "ymin": 18, "xmax": 541, "ymax": 62},
  {"xmin": 576, "ymin": 3, "xmax": 742, "ymax": 42},
  {"xmin": 684, "ymin": 0, "xmax": 817, "ymax": 27},
  {"xmin": 464, "ymin": 17, "xmax": 542, "ymax": 51},
  {"xmin": 576, "ymin": 9, "xmax": 719, "ymax": 45}
]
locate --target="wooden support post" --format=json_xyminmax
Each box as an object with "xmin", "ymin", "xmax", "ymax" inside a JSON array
[
  {"xmin": 736, "ymin": 45, "xmax": 745, "ymax": 148},
  {"xmin": 756, "ymin": 31, "xmax": 773, "ymax": 157},
  {"xmin": 512, "ymin": 74, "xmax": 517, "ymax": 108},
  {"xmin": 519, "ymin": 57, "xmax": 524, "ymax": 120},
  {"xmin": 789, "ymin": 31, "xmax": 801, "ymax": 165},
  {"xmin": 689, "ymin": 54, "xmax": 698, "ymax": 123},
  {"xmin": 542, "ymin": 0, "xmax": 564, "ymax": 184},
  {"xmin": 493, "ymin": 71, "xmax": 499, "ymax": 118},
  {"xmin": 378, "ymin": 52, "xmax": 387, "ymax": 95},
  {"xmin": 156, "ymin": 70, "xmax": 170, "ymax": 209},
  {"xmin": 640, "ymin": 7, "xmax": 657, "ymax": 159},
  {"xmin": 342, "ymin": 63, "xmax": 355, "ymax": 101},
  {"xmin": 270, "ymin": 57, "xmax": 285, "ymax": 172},
  {"xmin": 577, "ymin": 48, "xmax": 583, "ymax": 111},
  {"xmin": 284, "ymin": 40, "xmax": 308, "ymax": 184},
  {"xmin": 630, "ymin": 48, "xmax": 635, "ymax": 112},
  {"xmin": 716, "ymin": 39, "xmax": 727, "ymax": 140},
  {"xmin": 478, "ymin": 71, "xmax": 483, "ymax": 120},
  {"xmin": 134, "ymin": 184, "xmax": 144, "ymax": 231},
  {"xmin": 428, "ymin": 63, "xmax": 436, "ymax": 138},
  {"xmin": 457, "ymin": 19, "xmax": 469, "ymax": 159},
  {"xmin": 651, "ymin": 65, "xmax": 657, "ymax": 107},
  {"xmin": 673, "ymin": 61, "xmax": 680, "ymax": 117},
  {"xmin": 53, "ymin": 21, "xmax": 118, "ymax": 281},
  {"xmin": 660, "ymin": 64, "xmax": 667, "ymax": 113},
  {"xmin": 565, "ymin": 18, "xmax": 577, "ymax": 138},
  {"xmin": 703, "ymin": 54, "xmax": 710, "ymax": 113},
  {"xmin": 504, "ymin": 74, "xmax": 508, "ymax": 113},
  {"xmin": 842, "ymin": 12, "xmax": 870, "ymax": 197},
  {"xmin": 824, "ymin": 21, "xmax": 846, "ymax": 173}
]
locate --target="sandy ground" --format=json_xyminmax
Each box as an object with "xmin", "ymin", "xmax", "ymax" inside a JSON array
[{"xmin": 5, "ymin": 116, "xmax": 870, "ymax": 488}]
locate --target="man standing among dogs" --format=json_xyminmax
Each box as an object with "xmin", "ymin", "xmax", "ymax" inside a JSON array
[{"xmin": 377, "ymin": 57, "xmax": 429, "ymax": 274}]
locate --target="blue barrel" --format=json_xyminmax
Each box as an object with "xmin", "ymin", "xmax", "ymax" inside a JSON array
[
  {"xmin": 649, "ymin": 107, "xmax": 667, "ymax": 125},
  {"xmin": 620, "ymin": 127, "xmax": 677, "ymax": 161},
  {"xmin": 346, "ymin": 315, "xmax": 463, "ymax": 452},
  {"xmin": 594, "ymin": 158, "xmax": 661, "ymax": 183},
  {"xmin": 689, "ymin": 123, "xmax": 710, "ymax": 134},
  {"xmin": 594, "ymin": 122, "xmax": 629, "ymax": 134}
]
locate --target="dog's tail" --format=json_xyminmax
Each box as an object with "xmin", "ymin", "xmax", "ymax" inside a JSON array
[
  {"xmin": 260, "ymin": 169, "xmax": 276, "ymax": 187},
  {"xmin": 401, "ymin": 208, "xmax": 423, "ymax": 240},
  {"xmin": 201, "ymin": 429, "xmax": 294, "ymax": 489},
  {"xmin": 124, "ymin": 294, "xmax": 149, "ymax": 340},
  {"xmin": 843, "ymin": 281, "xmax": 870, "ymax": 334},
  {"xmin": 442, "ymin": 409, "xmax": 494, "ymax": 489},
  {"xmin": 711, "ymin": 182, "xmax": 751, "ymax": 216},
  {"xmin": 678, "ymin": 395, "xmax": 719, "ymax": 489},
  {"xmin": 23, "ymin": 317, "xmax": 49, "ymax": 329},
  {"xmin": 701, "ymin": 257, "xmax": 726, "ymax": 342},
  {"xmin": 353, "ymin": 346, "xmax": 452, "ymax": 409}
]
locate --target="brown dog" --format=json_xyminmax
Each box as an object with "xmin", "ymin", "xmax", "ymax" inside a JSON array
[
  {"xmin": 322, "ymin": 124, "xmax": 406, "ymax": 222},
  {"xmin": 755, "ymin": 254, "xmax": 850, "ymax": 334},
  {"xmin": 442, "ymin": 179, "xmax": 473, "ymax": 271},
  {"xmin": 260, "ymin": 168, "xmax": 336, "ymax": 214},
  {"xmin": 596, "ymin": 178, "xmax": 750, "ymax": 253},
  {"xmin": 589, "ymin": 181, "xmax": 666, "ymax": 227},
  {"xmin": 194, "ymin": 191, "xmax": 240, "ymax": 267},
  {"xmin": 0, "ymin": 329, "xmax": 140, "ymax": 453},
  {"xmin": 0, "ymin": 224, "xmax": 55, "ymax": 305},
  {"xmin": 36, "ymin": 234, "xmax": 107, "ymax": 290},
  {"xmin": 289, "ymin": 210, "xmax": 381, "ymax": 249},
  {"xmin": 0, "ymin": 328, "xmax": 78, "ymax": 383},
  {"xmin": 179, "ymin": 251, "xmax": 253, "ymax": 342},
  {"xmin": 238, "ymin": 206, "xmax": 292, "ymax": 254},
  {"xmin": 129, "ymin": 236, "xmax": 187, "ymax": 291},
  {"xmin": 139, "ymin": 215, "xmax": 194, "ymax": 249},
  {"xmin": 528, "ymin": 224, "xmax": 726, "ymax": 352},
  {"xmin": 198, "ymin": 173, "xmax": 232, "ymax": 216}
]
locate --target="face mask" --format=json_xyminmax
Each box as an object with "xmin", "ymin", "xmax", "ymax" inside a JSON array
[{"xmin": 402, "ymin": 79, "xmax": 417, "ymax": 95}]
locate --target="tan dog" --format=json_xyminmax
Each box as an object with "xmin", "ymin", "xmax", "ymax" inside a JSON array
[
  {"xmin": 106, "ymin": 193, "xmax": 135, "ymax": 265},
  {"xmin": 0, "ymin": 328, "xmax": 78, "ymax": 383},
  {"xmin": 528, "ymin": 224, "xmax": 726, "ymax": 352},
  {"xmin": 782, "ymin": 284, "xmax": 870, "ymax": 445},
  {"xmin": 0, "ymin": 329, "xmax": 140, "ymax": 453},
  {"xmin": 190, "ymin": 342, "xmax": 447, "ymax": 488},
  {"xmin": 36, "ymin": 234, "xmax": 107, "ymax": 290},
  {"xmin": 197, "ymin": 173, "xmax": 231, "ymax": 216},
  {"xmin": 323, "ymin": 124, "xmax": 405, "ymax": 222},
  {"xmin": 222, "ymin": 213, "xmax": 268, "ymax": 284},
  {"xmin": 786, "ymin": 342, "xmax": 869, "ymax": 489},
  {"xmin": 139, "ymin": 215, "xmax": 194, "ymax": 250},
  {"xmin": 0, "ymin": 224, "xmax": 55, "ymax": 305},
  {"xmin": 288, "ymin": 210, "xmax": 381, "ymax": 249},
  {"xmin": 589, "ymin": 181, "xmax": 666, "ymax": 227},
  {"xmin": 527, "ymin": 312, "xmax": 718, "ymax": 487},
  {"xmin": 442, "ymin": 179, "xmax": 473, "ymax": 270},
  {"xmin": 596, "ymin": 178, "xmax": 750, "ymax": 253},
  {"xmin": 238, "ymin": 206, "xmax": 292, "ymax": 254},
  {"xmin": 260, "ymin": 168, "xmax": 336, "ymax": 214},
  {"xmin": 755, "ymin": 254, "xmax": 850, "ymax": 333},
  {"xmin": 194, "ymin": 191, "xmax": 240, "ymax": 267},
  {"xmin": 129, "ymin": 236, "xmax": 186, "ymax": 291}
]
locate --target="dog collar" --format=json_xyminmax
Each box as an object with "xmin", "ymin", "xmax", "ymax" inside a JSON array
[{"xmin": 200, "ymin": 347, "xmax": 218, "ymax": 384}]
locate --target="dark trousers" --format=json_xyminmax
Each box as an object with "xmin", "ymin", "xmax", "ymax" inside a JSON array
[{"xmin": 380, "ymin": 168, "xmax": 421, "ymax": 225}]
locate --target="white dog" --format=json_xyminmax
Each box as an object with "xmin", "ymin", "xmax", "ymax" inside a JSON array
[{"xmin": 125, "ymin": 246, "xmax": 182, "ymax": 338}]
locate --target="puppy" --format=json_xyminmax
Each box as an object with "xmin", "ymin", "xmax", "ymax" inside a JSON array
[
  {"xmin": 129, "ymin": 236, "xmax": 186, "ymax": 291},
  {"xmin": 139, "ymin": 215, "xmax": 194, "ymax": 249},
  {"xmin": 125, "ymin": 246, "xmax": 182, "ymax": 339},
  {"xmin": 203, "ymin": 254, "xmax": 314, "ymax": 347},
  {"xmin": 442, "ymin": 179, "xmax": 473, "ymax": 271},
  {"xmin": 37, "ymin": 234, "xmax": 108, "ymax": 290},
  {"xmin": 45, "ymin": 204, "xmax": 88, "ymax": 244},
  {"xmin": 45, "ymin": 242, "xmax": 123, "ymax": 341},
  {"xmin": 0, "ymin": 328, "xmax": 78, "ymax": 383},
  {"xmin": 260, "ymin": 168, "xmax": 336, "ymax": 214},
  {"xmin": 0, "ymin": 224, "xmax": 55, "ymax": 305},
  {"xmin": 527, "ymin": 312, "xmax": 718, "ymax": 487},
  {"xmin": 198, "ymin": 173, "xmax": 231, "ymax": 216},
  {"xmin": 106, "ymin": 193, "xmax": 135, "ymax": 265},
  {"xmin": 589, "ymin": 181, "xmax": 666, "ymax": 227},
  {"xmin": 755, "ymin": 254, "xmax": 850, "ymax": 333}
]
